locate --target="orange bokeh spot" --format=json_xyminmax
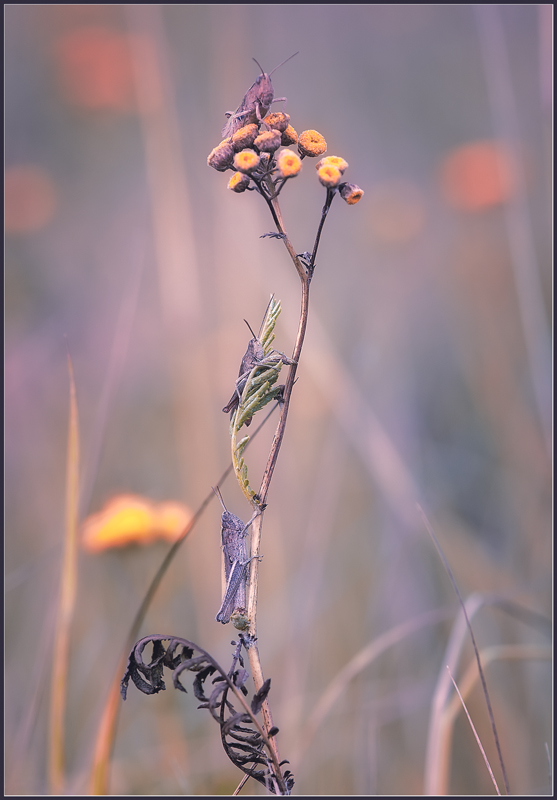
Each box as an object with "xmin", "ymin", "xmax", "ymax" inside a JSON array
[
  {"xmin": 82, "ymin": 494, "xmax": 193, "ymax": 552},
  {"xmin": 5, "ymin": 165, "xmax": 58, "ymax": 234},
  {"xmin": 53, "ymin": 25, "xmax": 137, "ymax": 112},
  {"xmin": 440, "ymin": 140, "xmax": 517, "ymax": 211}
]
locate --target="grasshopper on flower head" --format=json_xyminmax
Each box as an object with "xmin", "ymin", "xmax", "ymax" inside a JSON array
[{"xmin": 221, "ymin": 53, "xmax": 298, "ymax": 139}]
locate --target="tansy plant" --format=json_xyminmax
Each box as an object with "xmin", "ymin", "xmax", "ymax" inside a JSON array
[{"xmin": 122, "ymin": 59, "xmax": 363, "ymax": 795}]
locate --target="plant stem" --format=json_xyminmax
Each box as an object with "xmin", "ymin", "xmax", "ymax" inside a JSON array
[
  {"xmin": 309, "ymin": 188, "xmax": 335, "ymax": 279},
  {"xmin": 242, "ymin": 180, "xmax": 333, "ymax": 792}
]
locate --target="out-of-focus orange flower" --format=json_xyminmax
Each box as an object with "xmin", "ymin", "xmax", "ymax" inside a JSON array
[
  {"xmin": 53, "ymin": 26, "xmax": 137, "ymax": 112},
  {"xmin": 5, "ymin": 165, "xmax": 58, "ymax": 234},
  {"xmin": 439, "ymin": 140, "xmax": 518, "ymax": 211},
  {"xmin": 82, "ymin": 494, "xmax": 192, "ymax": 552}
]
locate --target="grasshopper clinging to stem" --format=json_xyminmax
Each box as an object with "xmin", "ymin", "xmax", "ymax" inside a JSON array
[
  {"xmin": 222, "ymin": 296, "xmax": 296, "ymax": 426},
  {"xmin": 213, "ymin": 486, "xmax": 260, "ymax": 626}
]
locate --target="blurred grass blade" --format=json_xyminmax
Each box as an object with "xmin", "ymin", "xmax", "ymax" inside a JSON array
[
  {"xmin": 447, "ymin": 666, "xmax": 501, "ymax": 795},
  {"xmin": 299, "ymin": 607, "xmax": 452, "ymax": 763},
  {"xmin": 418, "ymin": 506, "xmax": 511, "ymax": 794},
  {"xmin": 90, "ymin": 671, "xmax": 125, "ymax": 795},
  {"xmin": 48, "ymin": 354, "xmax": 80, "ymax": 793},
  {"xmin": 439, "ymin": 644, "xmax": 552, "ymax": 794}
]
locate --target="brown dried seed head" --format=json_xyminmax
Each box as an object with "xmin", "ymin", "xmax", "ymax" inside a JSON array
[
  {"xmin": 339, "ymin": 182, "xmax": 364, "ymax": 205},
  {"xmin": 263, "ymin": 112, "xmax": 291, "ymax": 132},
  {"xmin": 231, "ymin": 123, "xmax": 259, "ymax": 151},
  {"xmin": 254, "ymin": 129, "xmax": 282, "ymax": 153},
  {"xmin": 207, "ymin": 140, "xmax": 235, "ymax": 171},
  {"xmin": 281, "ymin": 125, "xmax": 298, "ymax": 146},
  {"xmin": 228, "ymin": 172, "xmax": 251, "ymax": 193},
  {"xmin": 276, "ymin": 149, "xmax": 302, "ymax": 178},
  {"xmin": 298, "ymin": 130, "xmax": 327, "ymax": 157},
  {"xmin": 316, "ymin": 155, "xmax": 349, "ymax": 174},
  {"xmin": 317, "ymin": 164, "xmax": 342, "ymax": 188},
  {"xmin": 233, "ymin": 149, "xmax": 261, "ymax": 173}
]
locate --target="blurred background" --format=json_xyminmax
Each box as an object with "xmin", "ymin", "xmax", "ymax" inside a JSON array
[{"xmin": 5, "ymin": 4, "xmax": 552, "ymax": 795}]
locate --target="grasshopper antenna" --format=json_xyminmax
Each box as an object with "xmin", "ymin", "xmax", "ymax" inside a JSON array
[
  {"xmin": 212, "ymin": 486, "xmax": 227, "ymax": 512},
  {"xmin": 243, "ymin": 320, "xmax": 257, "ymax": 339},
  {"xmin": 267, "ymin": 51, "xmax": 299, "ymax": 77}
]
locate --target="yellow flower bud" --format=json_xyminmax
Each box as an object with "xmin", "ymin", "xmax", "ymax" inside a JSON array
[
  {"xmin": 317, "ymin": 164, "xmax": 341, "ymax": 188},
  {"xmin": 316, "ymin": 155, "xmax": 348, "ymax": 174},
  {"xmin": 233, "ymin": 149, "xmax": 260, "ymax": 173},
  {"xmin": 276, "ymin": 149, "xmax": 302, "ymax": 178},
  {"xmin": 228, "ymin": 172, "xmax": 251, "ymax": 192}
]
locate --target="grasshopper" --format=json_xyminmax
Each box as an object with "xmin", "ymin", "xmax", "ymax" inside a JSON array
[
  {"xmin": 213, "ymin": 487, "xmax": 258, "ymax": 625},
  {"xmin": 222, "ymin": 300, "xmax": 296, "ymax": 426},
  {"xmin": 221, "ymin": 52, "xmax": 298, "ymax": 139}
]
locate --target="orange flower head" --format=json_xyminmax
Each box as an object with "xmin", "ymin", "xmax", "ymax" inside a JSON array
[
  {"xmin": 298, "ymin": 130, "xmax": 327, "ymax": 157},
  {"xmin": 207, "ymin": 140, "xmax": 235, "ymax": 171},
  {"xmin": 281, "ymin": 125, "xmax": 298, "ymax": 146},
  {"xmin": 339, "ymin": 182, "xmax": 364, "ymax": 205},
  {"xmin": 254, "ymin": 129, "xmax": 282, "ymax": 153},
  {"xmin": 231, "ymin": 123, "xmax": 259, "ymax": 151},
  {"xmin": 262, "ymin": 111, "xmax": 290, "ymax": 132}
]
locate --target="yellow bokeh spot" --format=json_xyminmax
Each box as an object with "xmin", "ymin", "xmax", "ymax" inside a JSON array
[{"xmin": 82, "ymin": 494, "xmax": 192, "ymax": 552}]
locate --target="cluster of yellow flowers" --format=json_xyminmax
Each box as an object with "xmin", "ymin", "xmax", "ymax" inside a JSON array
[{"xmin": 207, "ymin": 112, "xmax": 363, "ymax": 204}]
